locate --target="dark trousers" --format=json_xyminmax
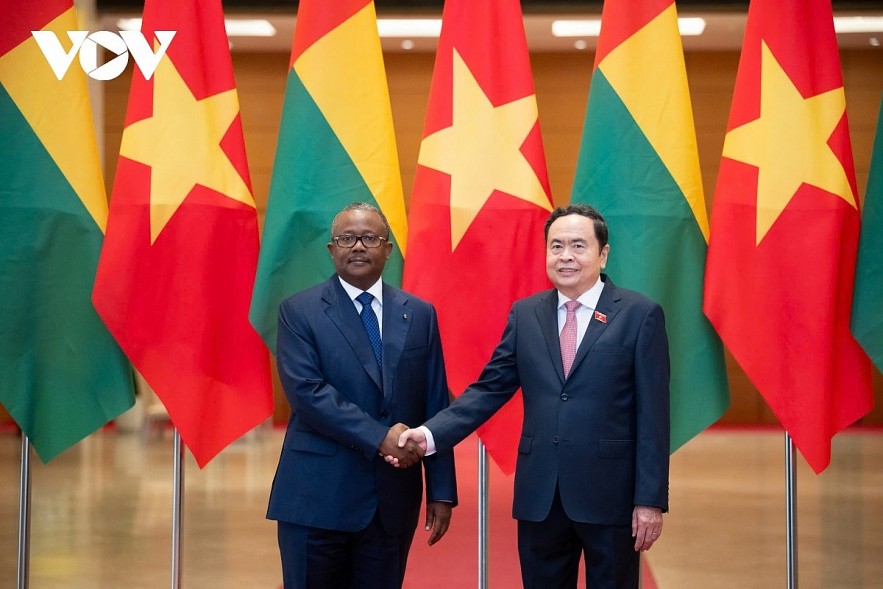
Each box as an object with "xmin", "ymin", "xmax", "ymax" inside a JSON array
[
  {"xmin": 517, "ymin": 489, "xmax": 639, "ymax": 589},
  {"xmin": 277, "ymin": 512, "xmax": 414, "ymax": 589}
]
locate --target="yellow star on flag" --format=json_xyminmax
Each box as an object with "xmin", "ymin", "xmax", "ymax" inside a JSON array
[
  {"xmin": 417, "ymin": 49, "xmax": 551, "ymax": 249},
  {"xmin": 119, "ymin": 55, "xmax": 254, "ymax": 244},
  {"xmin": 722, "ymin": 41, "xmax": 855, "ymax": 245}
]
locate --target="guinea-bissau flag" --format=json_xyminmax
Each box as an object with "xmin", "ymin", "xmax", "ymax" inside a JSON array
[
  {"xmin": 249, "ymin": 0, "xmax": 408, "ymax": 353},
  {"xmin": 92, "ymin": 0, "xmax": 273, "ymax": 467},
  {"xmin": 0, "ymin": 0, "xmax": 134, "ymax": 462},
  {"xmin": 852, "ymin": 97, "xmax": 883, "ymax": 373},
  {"xmin": 704, "ymin": 0, "xmax": 873, "ymax": 473},
  {"xmin": 571, "ymin": 0, "xmax": 729, "ymax": 453},
  {"xmin": 403, "ymin": 0, "xmax": 553, "ymax": 474}
]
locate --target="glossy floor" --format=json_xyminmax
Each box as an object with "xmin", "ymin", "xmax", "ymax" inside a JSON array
[{"xmin": 1, "ymin": 426, "xmax": 881, "ymax": 588}]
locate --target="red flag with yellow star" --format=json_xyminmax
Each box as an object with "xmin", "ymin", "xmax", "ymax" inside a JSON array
[
  {"xmin": 703, "ymin": 0, "xmax": 873, "ymax": 473},
  {"xmin": 403, "ymin": 0, "xmax": 552, "ymax": 474},
  {"xmin": 92, "ymin": 0, "xmax": 273, "ymax": 467}
]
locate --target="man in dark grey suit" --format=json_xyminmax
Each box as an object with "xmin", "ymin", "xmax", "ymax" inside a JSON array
[
  {"xmin": 391, "ymin": 204, "xmax": 670, "ymax": 589},
  {"xmin": 268, "ymin": 202, "xmax": 457, "ymax": 589}
]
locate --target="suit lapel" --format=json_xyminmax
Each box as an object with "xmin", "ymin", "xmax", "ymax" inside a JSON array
[
  {"xmin": 380, "ymin": 284, "xmax": 410, "ymax": 403},
  {"xmin": 569, "ymin": 277, "xmax": 622, "ymax": 377},
  {"xmin": 322, "ymin": 277, "xmax": 383, "ymax": 391},
  {"xmin": 535, "ymin": 290, "xmax": 566, "ymax": 384}
]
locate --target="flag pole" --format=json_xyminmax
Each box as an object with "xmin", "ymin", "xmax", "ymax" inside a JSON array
[
  {"xmin": 171, "ymin": 429, "xmax": 185, "ymax": 589},
  {"xmin": 17, "ymin": 435, "xmax": 31, "ymax": 589},
  {"xmin": 477, "ymin": 439, "xmax": 489, "ymax": 589},
  {"xmin": 784, "ymin": 432, "xmax": 798, "ymax": 589}
]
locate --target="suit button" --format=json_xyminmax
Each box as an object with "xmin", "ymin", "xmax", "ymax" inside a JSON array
[
  {"xmin": 379, "ymin": 411, "xmax": 389, "ymax": 419},
  {"xmin": 553, "ymin": 436, "xmax": 559, "ymax": 444},
  {"xmin": 560, "ymin": 393, "xmax": 568, "ymax": 401}
]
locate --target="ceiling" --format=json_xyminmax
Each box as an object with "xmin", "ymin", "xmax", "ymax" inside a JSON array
[
  {"xmin": 94, "ymin": 1, "xmax": 883, "ymax": 8},
  {"xmin": 96, "ymin": 1, "xmax": 883, "ymax": 52}
]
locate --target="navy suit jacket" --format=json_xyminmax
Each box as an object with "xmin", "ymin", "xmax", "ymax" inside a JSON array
[
  {"xmin": 267, "ymin": 276, "xmax": 457, "ymax": 534},
  {"xmin": 425, "ymin": 275, "xmax": 669, "ymax": 526}
]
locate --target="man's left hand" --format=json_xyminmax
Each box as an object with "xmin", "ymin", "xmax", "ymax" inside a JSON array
[
  {"xmin": 632, "ymin": 505, "xmax": 663, "ymax": 551},
  {"xmin": 424, "ymin": 501, "xmax": 452, "ymax": 545}
]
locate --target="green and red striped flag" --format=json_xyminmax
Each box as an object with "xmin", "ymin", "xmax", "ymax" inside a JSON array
[
  {"xmin": 704, "ymin": 0, "xmax": 872, "ymax": 473},
  {"xmin": 0, "ymin": 0, "xmax": 134, "ymax": 461},
  {"xmin": 403, "ymin": 0, "xmax": 553, "ymax": 474},
  {"xmin": 572, "ymin": 0, "xmax": 729, "ymax": 452},
  {"xmin": 852, "ymin": 97, "xmax": 883, "ymax": 373},
  {"xmin": 92, "ymin": 0, "xmax": 273, "ymax": 467},
  {"xmin": 249, "ymin": 0, "xmax": 408, "ymax": 352}
]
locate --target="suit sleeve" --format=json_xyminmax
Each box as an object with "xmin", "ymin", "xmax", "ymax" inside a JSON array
[
  {"xmin": 422, "ymin": 305, "xmax": 458, "ymax": 505},
  {"xmin": 276, "ymin": 300, "xmax": 388, "ymax": 460},
  {"xmin": 633, "ymin": 302, "xmax": 671, "ymax": 511},
  {"xmin": 424, "ymin": 303, "xmax": 522, "ymax": 454}
]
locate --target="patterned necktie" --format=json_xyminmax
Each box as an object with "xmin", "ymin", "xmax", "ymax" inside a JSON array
[
  {"xmin": 356, "ymin": 292, "xmax": 382, "ymax": 368},
  {"xmin": 560, "ymin": 300, "xmax": 581, "ymax": 378}
]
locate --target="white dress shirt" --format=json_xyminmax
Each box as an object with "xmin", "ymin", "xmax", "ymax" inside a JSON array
[
  {"xmin": 338, "ymin": 276, "xmax": 384, "ymax": 336},
  {"xmin": 556, "ymin": 276, "xmax": 605, "ymax": 349}
]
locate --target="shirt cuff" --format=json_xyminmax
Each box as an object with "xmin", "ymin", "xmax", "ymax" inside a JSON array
[{"xmin": 419, "ymin": 425, "xmax": 437, "ymax": 455}]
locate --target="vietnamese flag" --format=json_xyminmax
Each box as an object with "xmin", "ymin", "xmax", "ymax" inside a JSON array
[
  {"xmin": 703, "ymin": 0, "xmax": 873, "ymax": 473},
  {"xmin": 92, "ymin": 0, "xmax": 273, "ymax": 467},
  {"xmin": 0, "ymin": 0, "xmax": 134, "ymax": 462},
  {"xmin": 403, "ymin": 0, "xmax": 553, "ymax": 474}
]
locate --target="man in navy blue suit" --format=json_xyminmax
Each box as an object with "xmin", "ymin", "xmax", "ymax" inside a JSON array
[
  {"xmin": 392, "ymin": 204, "xmax": 670, "ymax": 589},
  {"xmin": 268, "ymin": 202, "xmax": 457, "ymax": 589}
]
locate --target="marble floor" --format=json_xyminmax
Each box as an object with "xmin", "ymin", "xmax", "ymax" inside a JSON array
[{"xmin": 1, "ymin": 426, "xmax": 881, "ymax": 589}]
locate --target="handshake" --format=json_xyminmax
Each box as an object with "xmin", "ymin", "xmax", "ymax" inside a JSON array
[{"xmin": 379, "ymin": 423, "xmax": 428, "ymax": 469}]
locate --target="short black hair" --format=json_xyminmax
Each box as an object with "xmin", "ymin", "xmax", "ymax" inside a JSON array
[
  {"xmin": 330, "ymin": 202, "xmax": 392, "ymax": 239},
  {"xmin": 544, "ymin": 204, "xmax": 608, "ymax": 249}
]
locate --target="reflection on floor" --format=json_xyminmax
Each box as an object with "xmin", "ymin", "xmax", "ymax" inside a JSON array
[{"xmin": 1, "ymin": 426, "xmax": 881, "ymax": 588}]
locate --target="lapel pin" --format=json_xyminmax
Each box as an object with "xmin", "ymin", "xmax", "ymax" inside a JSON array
[
  {"xmin": 594, "ymin": 311, "xmax": 607, "ymax": 323},
  {"xmin": 402, "ymin": 313, "xmax": 408, "ymax": 320}
]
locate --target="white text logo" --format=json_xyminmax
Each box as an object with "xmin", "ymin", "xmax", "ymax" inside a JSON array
[{"xmin": 31, "ymin": 30, "xmax": 176, "ymax": 81}]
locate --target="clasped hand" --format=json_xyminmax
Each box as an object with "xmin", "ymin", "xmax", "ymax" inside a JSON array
[
  {"xmin": 379, "ymin": 423, "xmax": 424, "ymax": 468},
  {"xmin": 384, "ymin": 427, "xmax": 428, "ymax": 468}
]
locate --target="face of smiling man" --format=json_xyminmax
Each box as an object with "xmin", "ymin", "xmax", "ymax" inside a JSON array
[
  {"xmin": 545, "ymin": 213, "xmax": 610, "ymax": 299},
  {"xmin": 327, "ymin": 208, "xmax": 393, "ymax": 291}
]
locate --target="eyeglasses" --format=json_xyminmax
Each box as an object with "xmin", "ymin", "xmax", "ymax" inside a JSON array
[{"xmin": 331, "ymin": 234, "xmax": 388, "ymax": 249}]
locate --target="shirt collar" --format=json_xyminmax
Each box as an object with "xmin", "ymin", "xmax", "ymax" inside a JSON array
[
  {"xmin": 557, "ymin": 276, "xmax": 604, "ymax": 311},
  {"xmin": 338, "ymin": 276, "xmax": 384, "ymax": 305}
]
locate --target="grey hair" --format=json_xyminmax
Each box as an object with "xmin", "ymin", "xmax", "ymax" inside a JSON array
[{"xmin": 330, "ymin": 202, "xmax": 391, "ymax": 239}]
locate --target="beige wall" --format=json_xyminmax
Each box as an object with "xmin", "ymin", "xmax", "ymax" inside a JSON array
[{"xmin": 96, "ymin": 48, "xmax": 883, "ymax": 427}]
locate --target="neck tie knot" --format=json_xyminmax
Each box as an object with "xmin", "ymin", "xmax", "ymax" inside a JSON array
[
  {"xmin": 356, "ymin": 292, "xmax": 382, "ymax": 368},
  {"xmin": 356, "ymin": 291, "xmax": 374, "ymax": 307},
  {"xmin": 561, "ymin": 300, "xmax": 581, "ymax": 378}
]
